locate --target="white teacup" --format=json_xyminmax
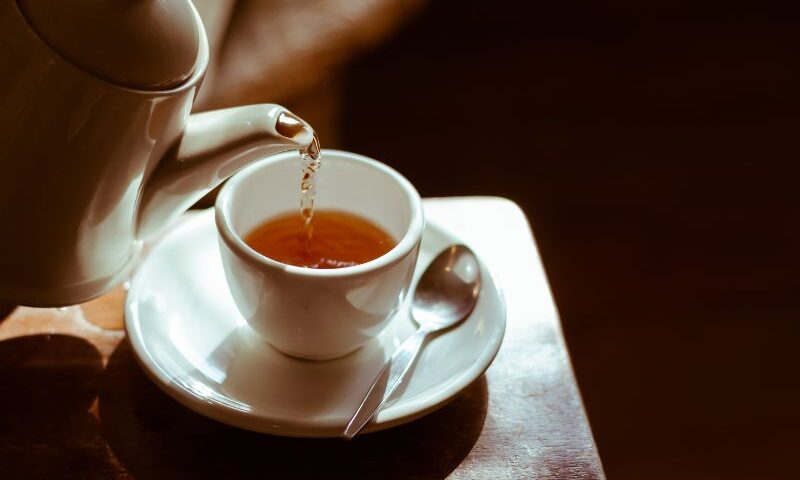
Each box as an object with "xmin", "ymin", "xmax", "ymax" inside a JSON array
[{"xmin": 215, "ymin": 150, "xmax": 424, "ymax": 360}]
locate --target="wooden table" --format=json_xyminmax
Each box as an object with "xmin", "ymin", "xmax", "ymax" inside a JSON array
[{"xmin": 0, "ymin": 197, "xmax": 604, "ymax": 479}]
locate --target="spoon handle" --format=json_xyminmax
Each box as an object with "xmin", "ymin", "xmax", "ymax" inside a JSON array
[{"xmin": 342, "ymin": 326, "xmax": 431, "ymax": 439}]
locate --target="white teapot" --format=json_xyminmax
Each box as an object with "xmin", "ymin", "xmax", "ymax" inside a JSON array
[{"xmin": 0, "ymin": 0, "xmax": 315, "ymax": 306}]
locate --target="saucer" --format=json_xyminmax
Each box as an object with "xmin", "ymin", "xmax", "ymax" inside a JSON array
[{"xmin": 125, "ymin": 209, "xmax": 506, "ymax": 437}]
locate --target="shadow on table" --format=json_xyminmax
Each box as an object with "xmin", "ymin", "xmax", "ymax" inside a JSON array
[
  {"xmin": 100, "ymin": 340, "xmax": 488, "ymax": 479},
  {"xmin": 0, "ymin": 303, "xmax": 15, "ymax": 323},
  {"xmin": 0, "ymin": 334, "xmax": 124, "ymax": 478}
]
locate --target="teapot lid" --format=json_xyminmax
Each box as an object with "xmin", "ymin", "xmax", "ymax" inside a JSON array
[{"xmin": 17, "ymin": 0, "xmax": 201, "ymax": 91}]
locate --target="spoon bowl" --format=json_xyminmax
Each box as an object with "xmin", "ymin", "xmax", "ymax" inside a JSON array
[{"xmin": 411, "ymin": 245, "xmax": 481, "ymax": 330}]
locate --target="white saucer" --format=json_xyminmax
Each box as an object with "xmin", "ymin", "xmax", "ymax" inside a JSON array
[{"xmin": 125, "ymin": 209, "xmax": 506, "ymax": 438}]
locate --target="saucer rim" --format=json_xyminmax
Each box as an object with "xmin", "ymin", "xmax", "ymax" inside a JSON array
[{"xmin": 125, "ymin": 209, "xmax": 506, "ymax": 437}]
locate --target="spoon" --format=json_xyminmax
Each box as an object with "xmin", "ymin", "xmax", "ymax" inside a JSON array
[{"xmin": 342, "ymin": 244, "xmax": 481, "ymax": 439}]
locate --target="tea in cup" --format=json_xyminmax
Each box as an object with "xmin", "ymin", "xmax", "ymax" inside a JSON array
[
  {"xmin": 244, "ymin": 209, "xmax": 396, "ymax": 269},
  {"xmin": 215, "ymin": 150, "xmax": 424, "ymax": 360}
]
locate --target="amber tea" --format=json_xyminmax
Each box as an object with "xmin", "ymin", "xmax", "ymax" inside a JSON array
[
  {"xmin": 244, "ymin": 133, "xmax": 394, "ymax": 268},
  {"xmin": 245, "ymin": 210, "xmax": 396, "ymax": 269}
]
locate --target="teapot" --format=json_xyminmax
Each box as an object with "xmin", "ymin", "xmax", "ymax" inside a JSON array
[{"xmin": 0, "ymin": 0, "xmax": 316, "ymax": 306}]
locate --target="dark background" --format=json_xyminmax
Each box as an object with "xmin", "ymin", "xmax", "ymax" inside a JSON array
[{"xmin": 338, "ymin": 1, "xmax": 800, "ymax": 478}]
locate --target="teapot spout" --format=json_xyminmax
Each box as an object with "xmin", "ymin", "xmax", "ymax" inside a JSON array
[{"xmin": 136, "ymin": 104, "xmax": 313, "ymax": 238}]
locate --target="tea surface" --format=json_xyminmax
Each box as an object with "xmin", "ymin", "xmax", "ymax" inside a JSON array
[{"xmin": 244, "ymin": 210, "xmax": 396, "ymax": 269}]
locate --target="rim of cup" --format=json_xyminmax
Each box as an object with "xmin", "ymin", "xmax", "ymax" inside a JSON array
[{"xmin": 215, "ymin": 149, "xmax": 424, "ymax": 278}]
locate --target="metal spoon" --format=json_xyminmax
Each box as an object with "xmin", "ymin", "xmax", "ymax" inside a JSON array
[{"xmin": 342, "ymin": 244, "xmax": 481, "ymax": 439}]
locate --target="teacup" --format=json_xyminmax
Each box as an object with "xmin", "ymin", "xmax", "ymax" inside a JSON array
[{"xmin": 215, "ymin": 150, "xmax": 424, "ymax": 360}]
